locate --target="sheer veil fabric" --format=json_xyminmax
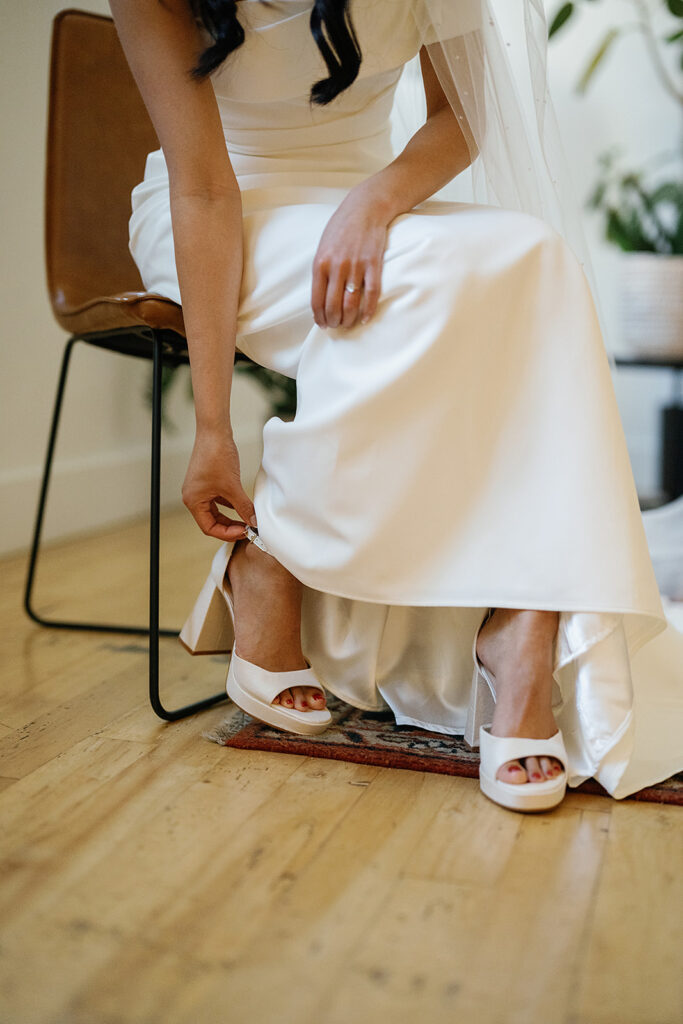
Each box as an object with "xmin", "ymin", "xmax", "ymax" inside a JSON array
[{"xmin": 410, "ymin": 0, "xmax": 610, "ymax": 352}]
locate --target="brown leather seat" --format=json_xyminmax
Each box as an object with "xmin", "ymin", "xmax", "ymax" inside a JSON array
[
  {"xmin": 46, "ymin": 8, "xmax": 185, "ymax": 338},
  {"xmin": 25, "ymin": 10, "xmax": 229, "ymax": 723}
]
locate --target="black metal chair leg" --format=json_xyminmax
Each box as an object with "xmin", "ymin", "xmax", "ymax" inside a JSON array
[
  {"xmin": 24, "ymin": 336, "xmax": 76, "ymax": 626},
  {"xmin": 148, "ymin": 331, "xmax": 228, "ymax": 721},
  {"xmin": 23, "ymin": 334, "xmax": 176, "ymax": 638}
]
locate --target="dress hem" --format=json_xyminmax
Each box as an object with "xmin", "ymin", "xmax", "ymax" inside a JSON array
[
  {"xmin": 390, "ymin": 714, "xmax": 467, "ymax": 736},
  {"xmin": 320, "ymin": 676, "xmax": 469, "ymax": 735}
]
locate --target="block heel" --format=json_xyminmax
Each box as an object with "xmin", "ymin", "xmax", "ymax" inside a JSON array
[{"xmin": 179, "ymin": 566, "xmax": 235, "ymax": 655}]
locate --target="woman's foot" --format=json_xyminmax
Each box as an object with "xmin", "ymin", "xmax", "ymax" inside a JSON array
[
  {"xmin": 226, "ymin": 537, "xmax": 327, "ymax": 713},
  {"xmin": 475, "ymin": 609, "xmax": 564, "ymax": 785}
]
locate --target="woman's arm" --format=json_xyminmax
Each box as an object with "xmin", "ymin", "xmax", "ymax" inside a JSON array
[
  {"xmin": 109, "ymin": 0, "xmax": 256, "ymax": 538},
  {"xmin": 361, "ymin": 48, "xmax": 475, "ymax": 222},
  {"xmin": 311, "ymin": 47, "xmax": 473, "ymax": 330}
]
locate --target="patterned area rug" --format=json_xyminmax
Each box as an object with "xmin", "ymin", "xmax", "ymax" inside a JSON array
[{"xmin": 204, "ymin": 693, "xmax": 683, "ymax": 806}]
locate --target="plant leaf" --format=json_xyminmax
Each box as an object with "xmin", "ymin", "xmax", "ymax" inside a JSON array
[
  {"xmin": 650, "ymin": 182, "xmax": 683, "ymax": 253},
  {"xmin": 650, "ymin": 181, "xmax": 683, "ymax": 206},
  {"xmin": 586, "ymin": 180, "xmax": 607, "ymax": 209},
  {"xmin": 605, "ymin": 207, "xmax": 655, "ymax": 252},
  {"xmin": 672, "ymin": 216, "xmax": 683, "ymax": 254},
  {"xmin": 234, "ymin": 360, "xmax": 297, "ymax": 419},
  {"xmin": 577, "ymin": 27, "xmax": 620, "ymax": 93},
  {"xmin": 548, "ymin": 2, "xmax": 574, "ymax": 38}
]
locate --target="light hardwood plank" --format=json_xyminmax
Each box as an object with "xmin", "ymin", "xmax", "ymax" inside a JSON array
[
  {"xmin": 316, "ymin": 805, "xmax": 610, "ymax": 1024},
  {"xmin": 573, "ymin": 801, "xmax": 683, "ymax": 1024},
  {"xmin": 1, "ymin": 510, "xmax": 681, "ymax": 1024}
]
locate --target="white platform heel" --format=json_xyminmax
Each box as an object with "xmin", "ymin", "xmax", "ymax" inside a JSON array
[
  {"xmin": 179, "ymin": 527, "xmax": 332, "ymax": 736},
  {"xmin": 464, "ymin": 609, "xmax": 568, "ymax": 812}
]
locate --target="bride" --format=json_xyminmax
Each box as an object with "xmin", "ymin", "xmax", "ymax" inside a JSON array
[{"xmin": 110, "ymin": 0, "xmax": 683, "ymax": 813}]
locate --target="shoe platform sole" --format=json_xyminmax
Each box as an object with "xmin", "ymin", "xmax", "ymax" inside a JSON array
[
  {"xmin": 479, "ymin": 770, "xmax": 567, "ymax": 812},
  {"xmin": 226, "ymin": 658, "xmax": 332, "ymax": 736}
]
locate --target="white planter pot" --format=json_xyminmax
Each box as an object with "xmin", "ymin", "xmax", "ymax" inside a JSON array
[{"xmin": 619, "ymin": 252, "xmax": 683, "ymax": 359}]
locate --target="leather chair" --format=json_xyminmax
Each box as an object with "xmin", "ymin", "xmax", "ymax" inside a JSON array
[{"xmin": 24, "ymin": 8, "xmax": 232, "ymax": 720}]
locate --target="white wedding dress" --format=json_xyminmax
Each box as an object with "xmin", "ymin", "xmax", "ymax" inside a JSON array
[{"xmin": 128, "ymin": 0, "xmax": 683, "ymax": 798}]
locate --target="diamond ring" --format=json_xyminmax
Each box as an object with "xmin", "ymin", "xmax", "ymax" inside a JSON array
[{"xmin": 344, "ymin": 283, "xmax": 361, "ymax": 294}]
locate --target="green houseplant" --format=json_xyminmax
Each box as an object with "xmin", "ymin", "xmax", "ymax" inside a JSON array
[
  {"xmin": 548, "ymin": 0, "xmax": 683, "ymax": 100},
  {"xmin": 549, "ymin": 0, "xmax": 683, "ymax": 355},
  {"xmin": 586, "ymin": 147, "xmax": 682, "ymax": 255},
  {"xmin": 147, "ymin": 357, "xmax": 297, "ymax": 432}
]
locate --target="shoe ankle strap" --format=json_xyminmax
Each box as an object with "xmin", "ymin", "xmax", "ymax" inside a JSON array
[{"xmin": 245, "ymin": 525, "xmax": 271, "ymax": 555}]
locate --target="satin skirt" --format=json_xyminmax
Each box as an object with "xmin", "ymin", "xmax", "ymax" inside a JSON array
[{"xmin": 129, "ymin": 155, "xmax": 683, "ymax": 799}]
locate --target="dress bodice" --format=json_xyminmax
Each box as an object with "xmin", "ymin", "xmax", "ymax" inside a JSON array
[
  {"xmin": 209, "ymin": 1, "xmax": 421, "ymax": 141},
  {"xmin": 202, "ymin": 0, "xmax": 423, "ymax": 185}
]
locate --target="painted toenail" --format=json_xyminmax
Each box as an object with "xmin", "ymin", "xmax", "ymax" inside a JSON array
[
  {"xmin": 285, "ymin": 699, "xmax": 293, "ymax": 705},
  {"xmin": 532, "ymin": 773, "xmax": 542, "ymax": 780}
]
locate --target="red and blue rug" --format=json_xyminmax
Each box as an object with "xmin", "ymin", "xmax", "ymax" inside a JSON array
[{"xmin": 204, "ymin": 693, "xmax": 683, "ymax": 806}]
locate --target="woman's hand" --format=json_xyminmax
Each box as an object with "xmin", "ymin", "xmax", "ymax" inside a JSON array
[
  {"xmin": 182, "ymin": 427, "xmax": 257, "ymax": 542},
  {"xmin": 310, "ymin": 50, "xmax": 472, "ymax": 335},
  {"xmin": 311, "ymin": 185, "xmax": 393, "ymax": 330}
]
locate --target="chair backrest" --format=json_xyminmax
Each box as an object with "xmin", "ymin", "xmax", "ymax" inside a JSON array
[{"xmin": 46, "ymin": 9, "xmax": 160, "ymax": 313}]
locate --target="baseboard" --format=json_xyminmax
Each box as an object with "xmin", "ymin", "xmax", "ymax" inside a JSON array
[{"xmin": 0, "ymin": 434, "xmax": 264, "ymax": 558}]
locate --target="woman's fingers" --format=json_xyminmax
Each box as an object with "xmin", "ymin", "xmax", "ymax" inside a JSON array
[
  {"xmin": 184, "ymin": 485, "xmax": 257, "ymax": 542},
  {"xmin": 315, "ymin": 267, "xmax": 376, "ymax": 330},
  {"xmin": 310, "ymin": 191, "xmax": 389, "ymax": 329},
  {"xmin": 181, "ymin": 430, "xmax": 259, "ymax": 540},
  {"xmin": 193, "ymin": 510, "xmax": 251, "ymax": 543},
  {"xmin": 189, "ymin": 500, "xmax": 247, "ymax": 541},
  {"xmin": 358, "ymin": 262, "xmax": 381, "ymax": 324},
  {"xmin": 224, "ymin": 492, "xmax": 258, "ymax": 531},
  {"xmin": 311, "ymin": 260, "xmax": 329, "ymax": 328},
  {"xmin": 312, "ymin": 260, "xmax": 381, "ymax": 331},
  {"xmin": 340, "ymin": 277, "xmax": 364, "ymax": 328},
  {"xmin": 324, "ymin": 266, "xmax": 350, "ymax": 329}
]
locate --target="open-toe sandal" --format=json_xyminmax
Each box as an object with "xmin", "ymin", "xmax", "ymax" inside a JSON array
[
  {"xmin": 179, "ymin": 528, "xmax": 332, "ymax": 736},
  {"xmin": 464, "ymin": 609, "xmax": 568, "ymax": 812}
]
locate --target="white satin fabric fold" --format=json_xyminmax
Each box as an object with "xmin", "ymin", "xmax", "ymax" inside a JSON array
[{"xmin": 128, "ymin": 0, "xmax": 683, "ymax": 798}]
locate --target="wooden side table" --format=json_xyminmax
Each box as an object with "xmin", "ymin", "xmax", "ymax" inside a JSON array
[{"xmin": 614, "ymin": 355, "xmax": 683, "ymax": 502}]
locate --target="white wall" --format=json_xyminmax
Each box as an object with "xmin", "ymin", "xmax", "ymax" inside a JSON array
[
  {"xmin": 0, "ymin": 0, "xmax": 267, "ymax": 557},
  {"xmin": 538, "ymin": 0, "xmax": 681, "ymax": 494},
  {"xmin": 0, "ymin": 0, "xmax": 678, "ymax": 558}
]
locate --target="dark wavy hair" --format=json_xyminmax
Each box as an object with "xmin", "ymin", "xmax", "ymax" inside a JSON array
[{"xmin": 188, "ymin": 0, "xmax": 362, "ymax": 105}]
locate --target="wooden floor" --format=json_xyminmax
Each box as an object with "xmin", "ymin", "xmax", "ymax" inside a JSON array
[{"xmin": 1, "ymin": 510, "xmax": 681, "ymax": 1024}]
